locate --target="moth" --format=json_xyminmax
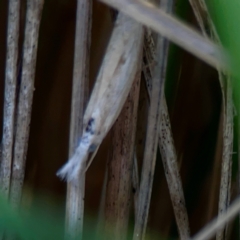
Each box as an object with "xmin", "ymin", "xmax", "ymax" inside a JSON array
[{"xmin": 57, "ymin": 13, "xmax": 143, "ymax": 182}]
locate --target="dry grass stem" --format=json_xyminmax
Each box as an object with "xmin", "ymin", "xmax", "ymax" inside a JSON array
[
  {"xmin": 0, "ymin": 0, "xmax": 20, "ymax": 199},
  {"xmin": 133, "ymin": 8, "xmax": 168, "ymax": 237},
  {"xmin": 188, "ymin": 0, "xmax": 225, "ymax": 166},
  {"xmin": 99, "ymin": 0, "xmax": 227, "ymax": 69},
  {"xmin": 144, "ymin": 38, "xmax": 190, "ymax": 240},
  {"xmin": 217, "ymin": 76, "xmax": 234, "ymax": 240},
  {"xmin": 65, "ymin": 0, "xmax": 92, "ymax": 239},
  {"xmin": 104, "ymin": 63, "xmax": 141, "ymax": 239},
  {"xmin": 187, "ymin": 2, "xmax": 234, "ymax": 239},
  {"xmin": 190, "ymin": 196, "xmax": 240, "ymax": 240},
  {"xmin": 57, "ymin": 13, "xmax": 143, "ymax": 182},
  {"xmin": 141, "ymin": 0, "xmax": 190, "ymax": 238},
  {"xmin": 187, "ymin": 0, "xmax": 208, "ymax": 36},
  {"xmin": 144, "ymin": 47, "xmax": 190, "ymax": 238},
  {"xmin": 9, "ymin": 0, "xmax": 44, "ymax": 208},
  {"xmin": 132, "ymin": 152, "xmax": 140, "ymax": 221},
  {"xmin": 159, "ymin": 97, "xmax": 190, "ymax": 240}
]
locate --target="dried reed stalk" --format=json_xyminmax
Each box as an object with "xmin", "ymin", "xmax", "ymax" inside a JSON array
[
  {"xmin": 57, "ymin": 13, "xmax": 143, "ymax": 182},
  {"xmin": 9, "ymin": 0, "xmax": 44, "ymax": 208},
  {"xmin": 65, "ymin": 0, "xmax": 92, "ymax": 239},
  {"xmin": 187, "ymin": 2, "xmax": 234, "ymax": 239},
  {"xmin": 99, "ymin": 0, "xmax": 227, "ymax": 69},
  {"xmin": 141, "ymin": 0, "xmax": 191, "ymax": 238},
  {"xmin": 143, "ymin": 38, "xmax": 190, "ymax": 240},
  {"xmin": 104, "ymin": 63, "xmax": 141, "ymax": 239},
  {"xmin": 133, "ymin": 9, "xmax": 168, "ymax": 238},
  {"xmin": 132, "ymin": 152, "xmax": 140, "ymax": 221},
  {"xmin": 190, "ymin": 196, "xmax": 240, "ymax": 240},
  {"xmin": 159, "ymin": 97, "xmax": 191, "ymax": 240},
  {"xmin": 187, "ymin": 0, "xmax": 208, "ymax": 36},
  {"xmin": 217, "ymin": 76, "xmax": 233, "ymax": 240},
  {"xmin": 0, "ymin": 0, "xmax": 20, "ymax": 199}
]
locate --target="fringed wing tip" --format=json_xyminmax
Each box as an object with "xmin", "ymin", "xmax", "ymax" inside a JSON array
[
  {"xmin": 56, "ymin": 167, "xmax": 69, "ymax": 181},
  {"xmin": 56, "ymin": 169, "xmax": 80, "ymax": 184},
  {"xmin": 56, "ymin": 147, "xmax": 88, "ymax": 182},
  {"xmin": 56, "ymin": 165, "xmax": 84, "ymax": 184},
  {"xmin": 56, "ymin": 153, "xmax": 80, "ymax": 181}
]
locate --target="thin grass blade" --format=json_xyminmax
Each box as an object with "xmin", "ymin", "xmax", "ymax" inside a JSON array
[
  {"xmin": 190, "ymin": 196, "xmax": 240, "ymax": 240},
  {"xmin": 99, "ymin": 0, "xmax": 228, "ymax": 69}
]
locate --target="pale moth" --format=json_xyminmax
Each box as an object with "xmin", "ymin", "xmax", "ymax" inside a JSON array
[{"xmin": 57, "ymin": 13, "xmax": 143, "ymax": 182}]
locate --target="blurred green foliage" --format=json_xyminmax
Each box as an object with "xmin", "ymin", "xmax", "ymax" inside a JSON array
[
  {"xmin": 207, "ymin": 1, "xmax": 240, "ymax": 111},
  {"xmin": 0, "ymin": 194, "xmax": 65, "ymax": 240},
  {"xmin": 207, "ymin": 1, "xmax": 240, "ymax": 179},
  {"xmin": 0, "ymin": 193, "xmax": 104, "ymax": 240}
]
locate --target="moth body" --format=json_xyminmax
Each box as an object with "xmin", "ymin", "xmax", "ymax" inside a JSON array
[{"xmin": 57, "ymin": 14, "xmax": 143, "ymax": 182}]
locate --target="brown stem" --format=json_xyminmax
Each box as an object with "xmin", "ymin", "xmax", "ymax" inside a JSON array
[{"xmin": 104, "ymin": 62, "xmax": 141, "ymax": 240}]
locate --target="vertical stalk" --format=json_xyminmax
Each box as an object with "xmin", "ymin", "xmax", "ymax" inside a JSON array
[
  {"xmin": 65, "ymin": 0, "xmax": 92, "ymax": 239},
  {"xmin": 9, "ymin": 0, "xmax": 44, "ymax": 208},
  {"xmin": 187, "ymin": 1, "xmax": 234, "ymax": 239},
  {"xmin": 0, "ymin": 0, "xmax": 20, "ymax": 198},
  {"xmin": 143, "ymin": 0, "xmax": 190, "ymax": 238},
  {"xmin": 133, "ymin": 2, "xmax": 168, "ymax": 236},
  {"xmin": 217, "ymin": 75, "xmax": 233, "ymax": 240},
  {"xmin": 104, "ymin": 63, "xmax": 141, "ymax": 239}
]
